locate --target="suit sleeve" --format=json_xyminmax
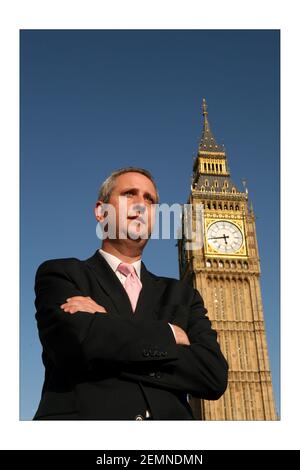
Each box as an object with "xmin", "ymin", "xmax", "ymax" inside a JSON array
[
  {"xmin": 35, "ymin": 260, "xmax": 178, "ymax": 370},
  {"xmin": 120, "ymin": 288, "xmax": 229, "ymax": 400}
]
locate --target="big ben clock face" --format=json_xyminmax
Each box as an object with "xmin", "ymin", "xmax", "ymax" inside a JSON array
[{"xmin": 207, "ymin": 220, "xmax": 243, "ymax": 254}]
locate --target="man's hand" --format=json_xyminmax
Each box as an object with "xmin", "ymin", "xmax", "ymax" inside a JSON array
[
  {"xmin": 170, "ymin": 324, "xmax": 190, "ymax": 346},
  {"xmin": 60, "ymin": 296, "xmax": 107, "ymax": 315}
]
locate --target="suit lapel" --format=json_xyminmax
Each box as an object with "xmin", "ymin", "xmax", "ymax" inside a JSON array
[
  {"xmin": 84, "ymin": 250, "xmax": 167, "ymax": 320},
  {"xmin": 84, "ymin": 250, "xmax": 133, "ymax": 318}
]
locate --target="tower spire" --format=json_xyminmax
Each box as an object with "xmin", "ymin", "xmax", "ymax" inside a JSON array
[
  {"xmin": 202, "ymin": 98, "xmax": 209, "ymax": 131},
  {"xmin": 198, "ymin": 98, "xmax": 224, "ymax": 153},
  {"xmin": 192, "ymin": 99, "xmax": 236, "ymax": 188}
]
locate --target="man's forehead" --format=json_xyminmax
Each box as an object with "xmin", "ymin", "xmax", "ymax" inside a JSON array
[{"xmin": 115, "ymin": 172, "xmax": 155, "ymax": 190}]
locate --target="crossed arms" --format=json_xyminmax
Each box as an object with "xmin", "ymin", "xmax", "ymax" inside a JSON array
[
  {"xmin": 60, "ymin": 296, "xmax": 191, "ymax": 347},
  {"xmin": 35, "ymin": 260, "xmax": 228, "ymax": 400}
]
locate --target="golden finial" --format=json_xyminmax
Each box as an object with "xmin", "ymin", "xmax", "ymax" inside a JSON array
[{"xmin": 202, "ymin": 98, "xmax": 208, "ymax": 116}]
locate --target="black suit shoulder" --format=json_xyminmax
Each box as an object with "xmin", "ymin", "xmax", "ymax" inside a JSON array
[
  {"xmin": 37, "ymin": 256, "xmax": 81, "ymax": 271},
  {"xmin": 34, "ymin": 257, "xmax": 92, "ymax": 302},
  {"xmin": 35, "ymin": 256, "xmax": 85, "ymax": 280}
]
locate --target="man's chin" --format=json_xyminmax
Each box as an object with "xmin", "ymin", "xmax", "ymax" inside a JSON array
[
  {"xmin": 127, "ymin": 233, "xmax": 149, "ymax": 243},
  {"xmin": 125, "ymin": 225, "xmax": 149, "ymax": 240}
]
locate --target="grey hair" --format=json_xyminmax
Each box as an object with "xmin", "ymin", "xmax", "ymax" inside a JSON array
[{"xmin": 97, "ymin": 167, "xmax": 159, "ymax": 203}]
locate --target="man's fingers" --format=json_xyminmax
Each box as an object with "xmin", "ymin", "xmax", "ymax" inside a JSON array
[
  {"xmin": 66, "ymin": 296, "xmax": 85, "ymax": 302},
  {"xmin": 170, "ymin": 324, "xmax": 190, "ymax": 345},
  {"xmin": 61, "ymin": 302, "xmax": 80, "ymax": 308},
  {"xmin": 60, "ymin": 296, "xmax": 106, "ymax": 315},
  {"xmin": 65, "ymin": 296, "xmax": 95, "ymax": 304},
  {"xmin": 61, "ymin": 307, "xmax": 79, "ymax": 314},
  {"xmin": 95, "ymin": 308, "xmax": 107, "ymax": 314},
  {"xmin": 62, "ymin": 306, "xmax": 95, "ymax": 315}
]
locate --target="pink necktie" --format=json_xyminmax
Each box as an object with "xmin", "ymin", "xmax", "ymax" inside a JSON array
[{"xmin": 117, "ymin": 263, "xmax": 142, "ymax": 312}]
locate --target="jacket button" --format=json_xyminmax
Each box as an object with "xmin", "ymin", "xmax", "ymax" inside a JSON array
[
  {"xmin": 155, "ymin": 372, "xmax": 162, "ymax": 379},
  {"xmin": 135, "ymin": 415, "xmax": 144, "ymax": 420}
]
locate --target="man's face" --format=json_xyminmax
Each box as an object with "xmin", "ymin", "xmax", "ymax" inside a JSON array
[{"xmin": 96, "ymin": 172, "xmax": 157, "ymax": 244}]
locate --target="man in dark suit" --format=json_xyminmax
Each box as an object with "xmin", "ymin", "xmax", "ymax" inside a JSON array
[{"xmin": 34, "ymin": 167, "xmax": 228, "ymax": 420}]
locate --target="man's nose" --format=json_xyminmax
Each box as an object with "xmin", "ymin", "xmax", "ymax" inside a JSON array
[{"xmin": 132, "ymin": 202, "xmax": 146, "ymax": 214}]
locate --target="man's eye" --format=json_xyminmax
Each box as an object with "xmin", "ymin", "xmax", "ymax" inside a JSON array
[
  {"xmin": 145, "ymin": 196, "xmax": 154, "ymax": 203},
  {"xmin": 124, "ymin": 191, "xmax": 134, "ymax": 196}
]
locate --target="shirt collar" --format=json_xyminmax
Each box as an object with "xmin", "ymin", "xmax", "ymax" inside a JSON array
[{"xmin": 99, "ymin": 248, "xmax": 141, "ymax": 279}]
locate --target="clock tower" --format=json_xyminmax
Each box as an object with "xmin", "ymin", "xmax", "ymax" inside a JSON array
[{"xmin": 178, "ymin": 99, "xmax": 277, "ymax": 420}]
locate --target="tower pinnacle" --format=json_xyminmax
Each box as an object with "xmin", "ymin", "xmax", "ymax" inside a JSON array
[{"xmin": 198, "ymin": 98, "xmax": 223, "ymax": 153}]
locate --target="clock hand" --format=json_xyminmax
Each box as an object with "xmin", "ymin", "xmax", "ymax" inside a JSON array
[
  {"xmin": 208, "ymin": 235, "xmax": 230, "ymax": 240},
  {"xmin": 222, "ymin": 233, "xmax": 228, "ymax": 245}
]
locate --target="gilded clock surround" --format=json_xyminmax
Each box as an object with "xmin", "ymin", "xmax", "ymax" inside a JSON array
[
  {"xmin": 178, "ymin": 99, "xmax": 277, "ymax": 420},
  {"xmin": 205, "ymin": 218, "xmax": 247, "ymax": 257}
]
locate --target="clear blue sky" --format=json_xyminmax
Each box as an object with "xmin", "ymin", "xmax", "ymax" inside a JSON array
[{"xmin": 20, "ymin": 30, "xmax": 280, "ymax": 420}]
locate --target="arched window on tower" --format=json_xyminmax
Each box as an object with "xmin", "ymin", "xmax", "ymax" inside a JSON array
[
  {"xmin": 213, "ymin": 283, "xmax": 219, "ymax": 320},
  {"xmin": 232, "ymin": 279, "xmax": 239, "ymax": 321},
  {"xmin": 204, "ymin": 162, "xmax": 207, "ymax": 171},
  {"xmin": 219, "ymin": 279, "xmax": 225, "ymax": 320},
  {"xmin": 238, "ymin": 279, "xmax": 245, "ymax": 322}
]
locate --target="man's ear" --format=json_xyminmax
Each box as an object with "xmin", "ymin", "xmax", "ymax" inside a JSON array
[{"xmin": 94, "ymin": 200, "xmax": 105, "ymax": 222}]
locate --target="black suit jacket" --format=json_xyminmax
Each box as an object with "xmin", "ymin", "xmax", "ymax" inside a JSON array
[{"xmin": 34, "ymin": 250, "xmax": 228, "ymax": 420}]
